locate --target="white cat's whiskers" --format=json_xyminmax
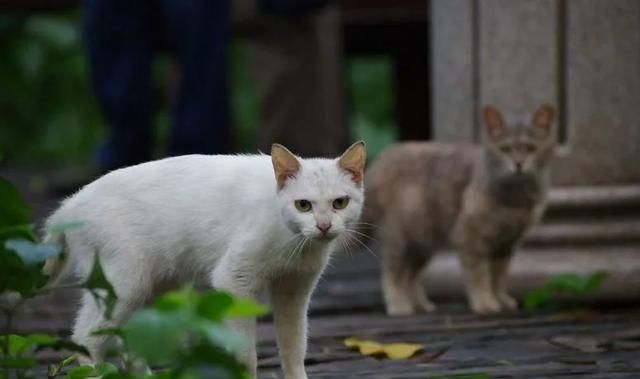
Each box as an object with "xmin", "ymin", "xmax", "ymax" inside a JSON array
[
  {"xmin": 284, "ymin": 236, "xmax": 308, "ymax": 270},
  {"xmin": 349, "ymin": 221, "xmax": 383, "ymax": 230},
  {"xmin": 344, "ymin": 229, "xmax": 378, "ymax": 259},
  {"xmin": 347, "ymin": 228, "xmax": 380, "ymax": 245},
  {"xmin": 337, "ymin": 234, "xmax": 354, "ymax": 260}
]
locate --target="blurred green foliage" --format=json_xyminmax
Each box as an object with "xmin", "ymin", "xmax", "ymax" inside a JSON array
[
  {"xmin": 0, "ymin": 11, "xmax": 103, "ymax": 165},
  {"xmin": 0, "ymin": 10, "xmax": 395, "ymax": 166},
  {"xmin": 524, "ymin": 271, "xmax": 608, "ymax": 311},
  {"xmin": 348, "ymin": 57, "xmax": 397, "ymax": 159}
]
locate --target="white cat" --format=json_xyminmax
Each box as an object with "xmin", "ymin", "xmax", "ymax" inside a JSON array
[{"xmin": 43, "ymin": 141, "xmax": 367, "ymax": 379}]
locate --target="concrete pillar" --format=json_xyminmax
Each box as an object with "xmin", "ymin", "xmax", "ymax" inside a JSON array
[
  {"xmin": 431, "ymin": 0, "xmax": 475, "ymax": 142},
  {"xmin": 552, "ymin": 0, "xmax": 640, "ymax": 185},
  {"xmin": 430, "ymin": 0, "xmax": 640, "ymax": 185}
]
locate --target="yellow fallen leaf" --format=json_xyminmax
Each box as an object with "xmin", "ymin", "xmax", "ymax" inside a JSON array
[
  {"xmin": 343, "ymin": 338, "xmax": 424, "ymax": 360},
  {"xmin": 381, "ymin": 343, "xmax": 424, "ymax": 359}
]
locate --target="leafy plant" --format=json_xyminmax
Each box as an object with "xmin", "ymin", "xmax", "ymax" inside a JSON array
[
  {"xmin": 524, "ymin": 271, "xmax": 608, "ymax": 311},
  {"xmin": 0, "ymin": 177, "xmax": 266, "ymax": 379}
]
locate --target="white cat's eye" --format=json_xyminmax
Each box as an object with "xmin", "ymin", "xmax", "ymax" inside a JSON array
[
  {"xmin": 294, "ymin": 199, "xmax": 312, "ymax": 212},
  {"xmin": 332, "ymin": 196, "xmax": 350, "ymax": 210}
]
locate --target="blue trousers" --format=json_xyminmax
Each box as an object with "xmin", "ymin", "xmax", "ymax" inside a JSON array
[{"xmin": 84, "ymin": 0, "xmax": 230, "ymax": 170}]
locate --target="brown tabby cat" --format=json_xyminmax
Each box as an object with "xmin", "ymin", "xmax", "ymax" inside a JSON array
[{"xmin": 365, "ymin": 104, "xmax": 556, "ymax": 315}]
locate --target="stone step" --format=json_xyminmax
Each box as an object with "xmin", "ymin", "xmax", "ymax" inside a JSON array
[
  {"xmin": 311, "ymin": 245, "xmax": 640, "ymax": 314},
  {"xmin": 425, "ymin": 246, "xmax": 640, "ymax": 304},
  {"xmin": 525, "ymin": 218, "xmax": 640, "ymax": 247},
  {"xmin": 545, "ymin": 185, "xmax": 640, "ymax": 219}
]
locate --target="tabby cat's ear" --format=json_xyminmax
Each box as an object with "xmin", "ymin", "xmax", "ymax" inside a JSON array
[
  {"xmin": 483, "ymin": 105, "xmax": 506, "ymax": 141},
  {"xmin": 271, "ymin": 144, "xmax": 301, "ymax": 191},
  {"xmin": 338, "ymin": 141, "xmax": 367, "ymax": 186},
  {"xmin": 531, "ymin": 103, "xmax": 555, "ymax": 137}
]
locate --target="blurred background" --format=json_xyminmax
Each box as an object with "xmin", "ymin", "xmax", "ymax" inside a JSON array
[
  {"xmin": 0, "ymin": 0, "xmax": 401, "ymax": 169},
  {"xmin": 1, "ymin": 2, "xmax": 640, "ymax": 377}
]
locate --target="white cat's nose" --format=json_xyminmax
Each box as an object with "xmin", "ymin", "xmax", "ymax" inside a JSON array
[{"xmin": 316, "ymin": 222, "xmax": 332, "ymax": 234}]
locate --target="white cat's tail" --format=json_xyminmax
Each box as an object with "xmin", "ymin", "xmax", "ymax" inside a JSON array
[{"xmin": 42, "ymin": 232, "xmax": 69, "ymax": 287}]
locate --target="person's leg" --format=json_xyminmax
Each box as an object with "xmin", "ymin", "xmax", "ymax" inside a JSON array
[
  {"xmin": 162, "ymin": 0, "xmax": 231, "ymax": 156},
  {"xmin": 242, "ymin": 2, "xmax": 349, "ymax": 157},
  {"xmin": 84, "ymin": 0, "xmax": 154, "ymax": 170}
]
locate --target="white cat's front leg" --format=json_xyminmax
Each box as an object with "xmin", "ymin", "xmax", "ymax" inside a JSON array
[
  {"xmin": 212, "ymin": 269, "xmax": 258, "ymax": 377},
  {"xmin": 270, "ymin": 273, "xmax": 319, "ymax": 379}
]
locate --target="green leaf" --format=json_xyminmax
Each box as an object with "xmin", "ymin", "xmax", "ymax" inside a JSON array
[
  {"xmin": 582, "ymin": 271, "xmax": 608, "ymax": 293},
  {"xmin": 195, "ymin": 292, "xmax": 234, "ymax": 322},
  {"xmin": 155, "ymin": 287, "xmax": 199, "ymax": 312},
  {"xmin": 197, "ymin": 323, "xmax": 247, "ymax": 353},
  {"xmin": 179, "ymin": 341, "xmax": 250, "ymax": 379},
  {"xmin": 0, "ymin": 334, "xmax": 29, "ymax": 355},
  {"xmin": 0, "ymin": 356, "xmax": 35, "ymax": 368},
  {"xmin": 5, "ymin": 238, "xmax": 61, "ymax": 265},
  {"xmin": 48, "ymin": 354, "xmax": 79, "ymax": 378},
  {"xmin": 524, "ymin": 287, "xmax": 553, "ymax": 311},
  {"xmin": 548, "ymin": 271, "xmax": 608, "ymax": 294},
  {"xmin": 0, "ymin": 334, "xmax": 89, "ymax": 357},
  {"xmin": 63, "ymin": 366, "xmax": 96, "ymax": 379},
  {"xmin": 226, "ymin": 297, "xmax": 268, "ymax": 318},
  {"xmin": 0, "ymin": 248, "xmax": 48, "ymax": 296},
  {"xmin": 123, "ymin": 309, "xmax": 189, "ymax": 365},
  {"xmin": 524, "ymin": 271, "xmax": 609, "ymax": 311},
  {"xmin": 548, "ymin": 273, "xmax": 586, "ymax": 292},
  {"xmin": 59, "ymin": 354, "xmax": 79, "ymax": 368},
  {"xmin": 94, "ymin": 362, "xmax": 118, "ymax": 376},
  {"xmin": 29, "ymin": 334, "xmax": 90, "ymax": 356},
  {"xmin": 84, "ymin": 255, "xmax": 117, "ymax": 319},
  {"xmin": 0, "ymin": 178, "xmax": 31, "ymax": 228}
]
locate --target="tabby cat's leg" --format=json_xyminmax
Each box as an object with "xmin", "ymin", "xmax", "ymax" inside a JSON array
[
  {"xmin": 491, "ymin": 253, "xmax": 518, "ymax": 310},
  {"xmin": 410, "ymin": 252, "xmax": 436, "ymax": 313},
  {"xmin": 460, "ymin": 249, "xmax": 502, "ymax": 314},
  {"xmin": 382, "ymin": 236, "xmax": 431, "ymax": 316}
]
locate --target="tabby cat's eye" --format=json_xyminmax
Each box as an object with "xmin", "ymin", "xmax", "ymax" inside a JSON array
[
  {"xmin": 332, "ymin": 196, "xmax": 350, "ymax": 210},
  {"xmin": 524, "ymin": 144, "xmax": 536, "ymax": 153},
  {"xmin": 294, "ymin": 200, "xmax": 312, "ymax": 212}
]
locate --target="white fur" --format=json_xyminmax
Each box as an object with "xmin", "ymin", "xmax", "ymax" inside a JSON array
[{"xmin": 44, "ymin": 153, "xmax": 364, "ymax": 379}]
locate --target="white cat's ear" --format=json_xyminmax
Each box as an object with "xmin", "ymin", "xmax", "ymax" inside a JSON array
[
  {"xmin": 483, "ymin": 105, "xmax": 506, "ymax": 140},
  {"xmin": 532, "ymin": 103, "xmax": 555, "ymax": 137},
  {"xmin": 271, "ymin": 144, "xmax": 301, "ymax": 190},
  {"xmin": 338, "ymin": 141, "xmax": 367, "ymax": 186}
]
